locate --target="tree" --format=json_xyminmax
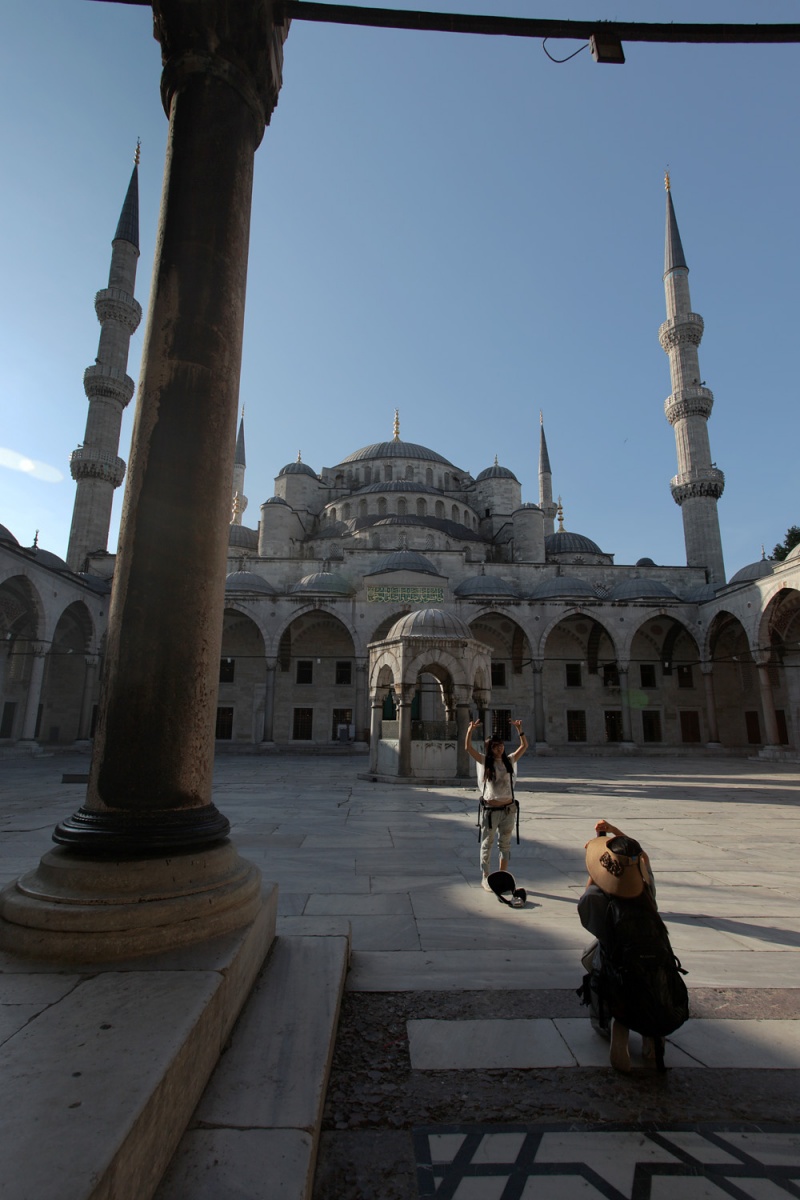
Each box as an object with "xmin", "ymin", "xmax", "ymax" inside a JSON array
[{"xmin": 771, "ymin": 526, "xmax": 800, "ymax": 561}]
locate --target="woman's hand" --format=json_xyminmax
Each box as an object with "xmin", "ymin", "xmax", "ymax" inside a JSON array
[{"xmin": 595, "ymin": 819, "xmax": 623, "ymax": 837}]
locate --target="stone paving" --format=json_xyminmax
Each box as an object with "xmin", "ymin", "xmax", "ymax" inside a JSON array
[{"xmin": 1, "ymin": 750, "xmax": 799, "ymax": 1198}]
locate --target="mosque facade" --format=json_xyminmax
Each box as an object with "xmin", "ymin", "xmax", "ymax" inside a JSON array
[{"xmin": 1, "ymin": 167, "xmax": 798, "ymax": 766}]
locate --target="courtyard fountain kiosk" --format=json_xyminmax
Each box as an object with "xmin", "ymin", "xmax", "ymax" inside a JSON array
[{"xmin": 366, "ymin": 607, "xmax": 491, "ymax": 782}]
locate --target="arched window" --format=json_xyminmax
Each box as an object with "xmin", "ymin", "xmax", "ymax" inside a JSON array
[
  {"xmin": 451, "ymin": 504, "xmax": 459, "ymax": 523},
  {"xmin": 378, "ymin": 496, "xmax": 387, "ymax": 516},
  {"xmin": 358, "ymin": 499, "xmax": 368, "ymax": 518},
  {"xmin": 331, "ymin": 507, "xmax": 337, "ymax": 522},
  {"xmin": 444, "ymin": 473, "xmax": 451, "ymax": 490},
  {"xmin": 384, "ymin": 465, "xmax": 393, "ymax": 482},
  {"xmin": 405, "ymin": 464, "xmax": 414, "ymax": 481},
  {"xmin": 425, "ymin": 534, "xmax": 434, "ymax": 549},
  {"xmin": 435, "ymin": 500, "xmax": 444, "ymax": 518},
  {"xmin": 417, "ymin": 498, "xmax": 427, "ymax": 518},
  {"xmin": 364, "ymin": 466, "xmax": 372, "ymax": 484},
  {"xmin": 343, "ymin": 503, "xmax": 351, "ymax": 520},
  {"xmin": 426, "ymin": 468, "xmax": 433, "ymax": 486},
  {"xmin": 398, "ymin": 498, "xmax": 407, "ymax": 516}
]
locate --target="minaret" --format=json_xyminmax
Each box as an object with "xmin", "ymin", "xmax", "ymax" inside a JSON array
[
  {"xmin": 659, "ymin": 174, "xmax": 725, "ymax": 584},
  {"xmin": 538, "ymin": 412, "xmax": 558, "ymax": 536},
  {"xmin": 66, "ymin": 146, "xmax": 142, "ymax": 572},
  {"xmin": 231, "ymin": 408, "xmax": 247, "ymax": 525}
]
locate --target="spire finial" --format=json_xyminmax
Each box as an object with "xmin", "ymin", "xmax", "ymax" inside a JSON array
[
  {"xmin": 494, "ymin": 454, "xmax": 499, "ymax": 466},
  {"xmin": 135, "ymin": 139, "xmax": 141, "ymax": 167},
  {"xmin": 539, "ymin": 410, "xmax": 543, "ymax": 426},
  {"xmin": 241, "ymin": 403, "xmax": 245, "ymax": 420},
  {"xmin": 33, "ymin": 530, "xmax": 39, "ymax": 548},
  {"xmin": 556, "ymin": 497, "xmax": 565, "ymax": 533},
  {"xmin": 393, "ymin": 409, "xmax": 400, "ymax": 442},
  {"xmin": 296, "ymin": 451, "xmax": 302, "ymax": 463},
  {"xmin": 761, "ymin": 544, "xmax": 766, "ymax": 560},
  {"xmin": 664, "ymin": 167, "xmax": 670, "ymax": 192}
]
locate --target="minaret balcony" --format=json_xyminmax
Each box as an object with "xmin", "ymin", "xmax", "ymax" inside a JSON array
[
  {"xmin": 83, "ymin": 364, "xmax": 135, "ymax": 407},
  {"xmin": 664, "ymin": 387, "xmax": 714, "ymax": 424},
  {"xmin": 94, "ymin": 287, "xmax": 142, "ymax": 333},
  {"xmin": 670, "ymin": 466, "xmax": 725, "ymax": 504},
  {"xmin": 658, "ymin": 312, "xmax": 704, "ymax": 351},
  {"xmin": 69, "ymin": 446, "xmax": 126, "ymax": 488}
]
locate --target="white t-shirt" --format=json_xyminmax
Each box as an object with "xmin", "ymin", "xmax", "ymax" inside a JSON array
[{"xmin": 477, "ymin": 759, "xmax": 516, "ymax": 804}]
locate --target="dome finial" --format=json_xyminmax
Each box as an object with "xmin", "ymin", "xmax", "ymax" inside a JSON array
[
  {"xmin": 556, "ymin": 497, "xmax": 565, "ymax": 533},
  {"xmin": 135, "ymin": 138, "xmax": 141, "ymax": 167},
  {"xmin": 664, "ymin": 167, "xmax": 670, "ymax": 192},
  {"xmin": 494, "ymin": 454, "xmax": 499, "ymax": 466},
  {"xmin": 296, "ymin": 450, "xmax": 302, "ymax": 463},
  {"xmin": 393, "ymin": 409, "xmax": 400, "ymax": 442}
]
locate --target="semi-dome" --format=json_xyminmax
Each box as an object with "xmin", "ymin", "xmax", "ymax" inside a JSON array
[
  {"xmin": 225, "ymin": 570, "xmax": 277, "ymax": 594},
  {"xmin": 475, "ymin": 463, "xmax": 519, "ymax": 483},
  {"xmin": 786, "ymin": 543, "xmax": 800, "ymax": 562},
  {"xmin": 278, "ymin": 460, "xmax": 317, "ymax": 478},
  {"xmin": 529, "ymin": 575, "xmax": 596, "ymax": 599},
  {"xmin": 291, "ymin": 572, "xmax": 353, "ymax": 596},
  {"xmin": 339, "ymin": 440, "xmax": 456, "ymax": 468},
  {"xmin": 728, "ymin": 558, "xmax": 774, "ymax": 585},
  {"xmin": 0, "ymin": 524, "xmax": 19, "ymax": 545},
  {"xmin": 228, "ymin": 524, "xmax": 258, "ymax": 549},
  {"xmin": 545, "ymin": 531, "xmax": 603, "ymax": 556},
  {"xmin": 608, "ymin": 578, "xmax": 678, "ymax": 602},
  {"xmin": 367, "ymin": 550, "xmax": 440, "ymax": 577},
  {"xmin": 454, "ymin": 575, "xmax": 519, "ymax": 598},
  {"xmin": 386, "ymin": 607, "xmax": 472, "ymax": 640}
]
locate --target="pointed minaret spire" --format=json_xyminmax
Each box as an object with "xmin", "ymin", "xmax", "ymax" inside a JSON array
[
  {"xmin": 231, "ymin": 407, "xmax": 247, "ymax": 525},
  {"xmin": 67, "ymin": 148, "xmax": 143, "ymax": 572},
  {"xmin": 538, "ymin": 411, "xmax": 557, "ymax": 537},
  {"xmin": 659, "ymin": 178, "xmax": 725, "ymax": 584}
]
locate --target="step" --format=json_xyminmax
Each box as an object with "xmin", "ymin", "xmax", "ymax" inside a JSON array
[
  {"xmin": 154, "ymin": 932, "xmax": 351, "ymax": 1200},
  {"xmin": 0, "ymin": 887, "xmax": 277, "ymax": 1200}
]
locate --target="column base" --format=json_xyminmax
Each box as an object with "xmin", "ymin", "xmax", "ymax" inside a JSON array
[
  {"xmin": 0, "ymin": 842, "xmax": 262, "ymax": 962},
  {"xmin": 53, "ymin": 802, "xmax": 230, "ymax": 855}
]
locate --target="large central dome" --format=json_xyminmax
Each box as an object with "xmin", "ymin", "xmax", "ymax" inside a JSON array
[{"xmin": 338, "ymin": 439, "xmax": 456, "ymax": 468}]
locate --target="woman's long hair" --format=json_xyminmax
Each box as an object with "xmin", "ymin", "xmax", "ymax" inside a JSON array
[{"xmin": 484, "ymin": 737, "xmax": 513, "ymax": 782}]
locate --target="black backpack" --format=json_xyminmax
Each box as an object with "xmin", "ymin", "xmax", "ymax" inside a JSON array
[{"xmin": 581, "ymin": 896, "xmax": 689, "ymax": 1071}]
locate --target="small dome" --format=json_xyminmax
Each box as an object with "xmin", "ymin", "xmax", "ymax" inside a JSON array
[
  {"xmin": 278, "ymin": 460, "xmax": 317, "ymax": 478},
  {"xmin": 545, "ymin": 531, "xmax": 604, "ymax": 556},
  {"xmin": 608, "ymin": 578, "xmax": 678, "ymax": 602},
  {"xmin": 454, "ymin": 575, "xmax": 519, "ymax": 598},
  {"xmin": 228, "ymin": 524, "xmax": 258, "ymax": 549},
  {"xmin": 291, "ymin": 572, "xmax": 353, "ymax": 596},
  {"xmin": 514, "ymin": 502, "xmax": 542, "ymax": 514},
  {"xmin": 339, "ymin": 440, "xmax": 455, "ymax": 467},
  {"xmin": 25, "ymin": 546, "xmax": 70, "ymax": 572},
  {"xmin": 475, "ymin": 463, "xmax": 519, "ymax": 483},
  {"xmin": 225, "ymin": 571, "xmax": 277, "ymax": 594},
  {"xmin": 728, "ymin": 558, "xmax": 774, "ymax": 585},
  {"xmin": 635, "ymin": 557, "xmax": 657, "ymax": 567},
  {"xmin": 0, "ymin": 524, "xmax": 19, "ymax": 545},
  {"xmin": 686, "ymin": 582, "xmax": 719, "ymax": 603},
  {"xmin": 530, "ymin": 575, "xmax": 596, "ymax": 599},
  {"xmin": 386, "ymin": 607, "xmax": 472, "ymax": 640},
  {"xmin": 785, "ymin": 543, "xmax": 800, "ymax": 562},
  {"xmin": 264, "ymin": 495, "xmax": 290, "ymax": 506},
  {"xmin": 367, "ymin": 550, "xmax": 440, "ymax": 577}
]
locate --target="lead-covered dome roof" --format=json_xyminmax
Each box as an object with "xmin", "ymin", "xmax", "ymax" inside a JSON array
[
  {"xmin": 278, "ymin": 460, "xmax": 317, "ymax": 478},
  {"xmin": 529, "ymin": 575, "xmax": 596, "ymax": 599},
  {"xmin": 545, "ymin": 531, "xmax": 603, "ymax": 556},
  {"xmin": 0, "ymin": 523, "xmax": 19, "ymax": 545},
  {"xmin": 386, "ymin": 607, "xmax": 472, "ymax": 640},
  {"xmin": 228, "ymin": 524, "xmax": 258, "ymax": 549},
  {"xmin": 608, "ymin": 578, "xmax": 678, "ymax": 602},
  {"xmin": 226, "ymin": 570, "xmax": 277, "ymax": 594},
  {"xmin": 454, "ymin": 575, "xmax": 519, "ymax": 598},
  {"xmin": 339, "ymin": 440, "xmax": 456, "ymax": 468},
  {"xmin": 728, "ymin": 558, "xmax": 774, "ymax": 585},
  {"xmin": 475, "ymin": 463, "xmax": 519, "ymax": 483},
  {"xmin": 367, "ymin": 550, "xmax": 440, "ymax": 577},
  {"xmin": 291, "ymin": 572, "xmax": 354, "ymax": 596}
]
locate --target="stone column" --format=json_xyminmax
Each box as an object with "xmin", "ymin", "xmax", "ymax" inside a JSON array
[
  {"xmin": 368, "ymin": 698, "xmax": 382, "ymax": 773},
  {"xmin": 532, "ymin": 661, "xmax": 546, "ymax": 746},
  {"xmin": 397, "ymin": 692, "xmax": 413, "ymax": 777},
  {"xmin": 618, "ymin": 665, "xmax": 634, "ymax": 744},
  {"xmin": 19, "ymin": 642, "xmax": 48, "ymax": 743},
  {"xmin": 757, "ymin": 662, "xmax": 781, "ymax": 746},
  {"xmin": 0, "ymin": 0, "xmax": 288, "ymax": 959},
  {"xmin": 701, "ymin": 664, "xmax": 721, "ymax": 745},
  {"xmin": 354, "ymin": 658, "xmax": 368, "ymax": 743},
  {"xmin": 76, "ymin": 654, "xmax": 101, "ymax": 742},
  {"xmin": 262, "ymin": 658, "xmax": 276, "ymax": 743}
]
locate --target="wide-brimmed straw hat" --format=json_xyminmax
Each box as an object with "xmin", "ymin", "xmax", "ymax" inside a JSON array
[{"xmin": 585, "ymin": 834, "xmax": 652, "ymax": 899}]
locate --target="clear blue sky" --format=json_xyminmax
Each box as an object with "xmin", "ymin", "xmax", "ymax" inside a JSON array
[{"xmin": 1, "ymin": 1, "xmax": 797, "ymax": 578}]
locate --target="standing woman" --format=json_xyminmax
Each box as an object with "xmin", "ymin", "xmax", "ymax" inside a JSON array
[{"xmin": 465, "ymin": 719, "xmax": 528, "ymax": 889}]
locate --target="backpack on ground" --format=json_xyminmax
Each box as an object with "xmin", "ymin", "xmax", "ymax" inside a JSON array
[{"xmin": 578, "ymin": 897, "xmax": 689, "ymax": 1071}]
